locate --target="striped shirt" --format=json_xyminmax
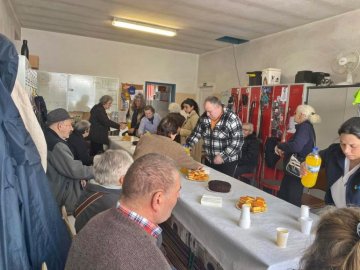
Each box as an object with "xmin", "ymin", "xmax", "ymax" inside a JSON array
[
  {"xmin": 116, "ymin": 203, "xmax": 162, "ymax": 239},
  {"xmin": 186, "ymin": 108, "xmax": 243, "ymax": 163}
]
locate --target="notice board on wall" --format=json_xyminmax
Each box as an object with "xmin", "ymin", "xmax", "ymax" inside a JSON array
[{"xmin": 36, "ymin": 71, "xmax": 119, "ymax": 112}]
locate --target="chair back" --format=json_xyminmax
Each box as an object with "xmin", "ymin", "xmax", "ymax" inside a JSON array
[{"xmin": 61, "ymin": 205, "xmax": 76, "ymax": 238}]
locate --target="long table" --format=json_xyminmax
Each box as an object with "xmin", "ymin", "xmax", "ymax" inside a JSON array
[
  {"xmin": 108, "ymin": 135, "xmax": 138, "ymax": 155},
  {"xmin": 172, "ymin": 167, "xmax": 318, "ymax": 270}
]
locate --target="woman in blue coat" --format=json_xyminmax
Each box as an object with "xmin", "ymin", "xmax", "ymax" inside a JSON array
[{"xmin": 275, "ymin": 105, "xmax": 321, "ymax": 206}]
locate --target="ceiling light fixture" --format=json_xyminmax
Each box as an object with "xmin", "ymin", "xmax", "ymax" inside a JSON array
[{"xmin": 112, "ymin": 18, "xmax": 177, "ymax": 37}]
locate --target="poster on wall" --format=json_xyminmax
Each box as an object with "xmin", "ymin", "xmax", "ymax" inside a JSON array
[{"xmin": 120, "ymin": 83, "xmax": 144, "ymax": 111}]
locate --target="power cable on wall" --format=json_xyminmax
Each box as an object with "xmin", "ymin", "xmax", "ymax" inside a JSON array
[{"xmin": 232, "ymin": 44, "xmax": 241, "ymax": 86}]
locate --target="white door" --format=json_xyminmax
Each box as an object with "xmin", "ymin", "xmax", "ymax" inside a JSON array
[{"xmin": 198, "ymin": 85, "xmax": 214, "ymax": 115}]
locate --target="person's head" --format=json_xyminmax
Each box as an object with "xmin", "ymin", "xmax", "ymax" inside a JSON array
[
  {"xmin": 242, "ymin": 123, "xmax": 254, "ymax": 138},
  {"xmin": 300, "ymin": 207, "xmax": 360, "ymax": 270},
  {"xmin": 294, "ymin": 104, "xmax": 321, "ymax": 124},
  {"xmin": 168, "ymin": 103, "xmax": 181, "ymax": 113},
  {"xmin": 99, "ymin": 95, "xmax": 113, "ymax": 110},
  {"xmin": 74, "ymin": 120, "xmax": 91, "ymax": 138},
  {"xmin": 93, "ymin": 150, "xmax": 133, "ymax": 186},
  {"xmin": 132, "ymin": 93, "xmax": 146, "ymax": 111},
  {"xmin": 47, "ymin": 108, "xmax": 73, "ymax": 139},
  {"xmin": 182, "ymin": 98, "xmax": 199, "ymax": 115},
  {"xmin": 157, "ymin": 116, "xmax": 179, "ymax": 140},
  {"xmin": 144, "ymin": 105, "xmax": 155, "ymax": 119},
  {"xmin": 338, "ymin": 117, "xmax": 360, "ymax": 161},
  {"xmin": 121, "ymin": 153, "xmax": 181, "ymax": 224},
  {"xmin": 204, "ymin": 96, "xmax": 223, "ymax": 120}
]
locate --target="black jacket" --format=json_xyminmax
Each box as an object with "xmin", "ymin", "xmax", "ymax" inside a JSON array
[
  {"xmin": 89, "ymin": 103, "xmax": 120, "ymax": 145},
  {"xmin": 74, "ymin": 183, "xmax": 122, "ymax": 233},
  {"xmin": 238, "ymin": 133, "xmax": 260, "ymax": 168},
  {"xmin": 320, "ymin": 143, "xmax": 360, "ymax": 206},
  {"xmin": 68, "ymin": 130, "xmax": 93, "ymax": 166}
]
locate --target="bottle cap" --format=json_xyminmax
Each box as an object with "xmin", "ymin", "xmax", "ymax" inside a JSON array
[{"xmin": 312, "ymin": 147, "xmax": 319, "ymax": 152}]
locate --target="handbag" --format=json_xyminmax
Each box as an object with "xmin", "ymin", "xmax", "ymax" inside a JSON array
[{"xmin": 285, "ymin": 154, "xmax": 304, "ymax": 177}]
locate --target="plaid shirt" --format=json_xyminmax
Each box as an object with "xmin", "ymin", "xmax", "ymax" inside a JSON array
[
  {"xmin": 116, "ymin": 203, "xmax": 162, "ymax": 239},
  {"xmin": 186, "ymin": 108, "xmax": 243, "ymax": 163}
]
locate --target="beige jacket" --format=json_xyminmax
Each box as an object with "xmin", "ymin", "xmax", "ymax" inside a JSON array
[
  {"xmin": 180, "ymin": 111, "xmax": 202, "ymax": 162},
  {"xmin": 11, "ymin": 80, "xmax": 47, "ymax": 171},
  {"xmin": 133, "ymin": 134, "xmax": 200, "ymax": 170},
  {"xmin": 180, "ymin": 110, "xmax": 199, "ymax": 140}
]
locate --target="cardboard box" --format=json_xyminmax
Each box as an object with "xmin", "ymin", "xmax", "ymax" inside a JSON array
[
  {"xmin": 29, "ymin": 55, "xmax": 39, "ymax": 69},
  {"xmin": 262, "ymin": 68, "xmax": 281, "ymax": 85}
]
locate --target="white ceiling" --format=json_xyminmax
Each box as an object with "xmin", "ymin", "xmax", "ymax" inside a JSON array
[{"xmin": 10, "ymin": 0, "xmax": 360, "ymax": 54}]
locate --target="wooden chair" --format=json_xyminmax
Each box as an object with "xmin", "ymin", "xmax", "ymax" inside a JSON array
[
  {"xmin": 61, "ymin": 205, "xmax": 76, "ymax": 238},
  {"xmin": 301, "ymin": 168, "xmax": 327, "ymax": 209},
  {"xmin": 239, "ymin": 152, "xmax": 263, "ymax": 187},
  {"xmin": 259, "ymin": 158, "xmax": 283, "ymax": 196}
]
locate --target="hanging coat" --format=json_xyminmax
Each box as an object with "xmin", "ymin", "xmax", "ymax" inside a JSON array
[{"xmin": 0, "ymin": 34, "xmax": 70, "ymax": 270}]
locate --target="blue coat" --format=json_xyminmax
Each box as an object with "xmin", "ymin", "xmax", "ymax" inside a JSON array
[
  {"xmin": 0, "ymin": 34, "xmax": 70, "ymax": 270},
  {"xmin": 320, "ymin": 143, "xmax": 360, "ymax": 206}
]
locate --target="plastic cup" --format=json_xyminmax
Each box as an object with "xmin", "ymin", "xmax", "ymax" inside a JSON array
[
  {"xmin": 300, "ymin": 217, "xmax": 313, "ymax": 235},
  {"xmin": 239, "ymin": 205, "xmax": 251, "ymax": 229},
  {"xmin": 276, "ymin": 227, "xmax": 289, "ymax": 248},
  {"xmin": 300, "ymin": 205, "xmax": 310, "ymax": 219}
]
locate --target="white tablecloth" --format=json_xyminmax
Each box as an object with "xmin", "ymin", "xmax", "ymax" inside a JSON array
[
  {"xmin": 173, "ymin": 167, "xmax": 318, "ymax": 270},
  {"xmin": 108, "ymin": 136, "xmax": 138, "ymax": 155}
]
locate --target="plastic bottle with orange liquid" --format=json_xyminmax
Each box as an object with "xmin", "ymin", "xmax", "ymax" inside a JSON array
[{"xmin": 301, "ymin": 147, "xmax": 322, "ymax": 188}]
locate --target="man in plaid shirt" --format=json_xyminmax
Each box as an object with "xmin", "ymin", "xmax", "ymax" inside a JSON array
[{"xmin": 186, "ymin": 96, "xmax": 243, "ymax": 177}]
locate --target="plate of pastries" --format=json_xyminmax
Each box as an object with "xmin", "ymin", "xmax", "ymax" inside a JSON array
[
  {"xmin": 236, "ymin": 196, "xmax": 267, "ymax": 213},
  {"xmin": 121, "ymin": 135, "xmax": 132, "ymax": 141},
  {"xmin": 186, "ymin": 169, "xmax": 209, "ymax": 181}
]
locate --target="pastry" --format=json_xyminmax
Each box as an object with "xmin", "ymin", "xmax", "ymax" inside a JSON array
[{"xmin": 208, "ymin": 180, "xmax": 231, "ymax": 193}]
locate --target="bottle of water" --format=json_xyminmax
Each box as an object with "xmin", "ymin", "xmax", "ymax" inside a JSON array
[{"xmin": 301, "ymin": 147, "xmax": 322, "ymax": 188}]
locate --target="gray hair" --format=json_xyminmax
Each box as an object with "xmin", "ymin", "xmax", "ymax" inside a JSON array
[
  {"xmin": 204, "ymin": 96, "xmax": 223, "ymax": 107},
  {"xmin": 168, "ymin": 103, "xmax": 181, "ymax": 113},
  {"xmin": 99, "ymin": 95, "xmax": 113, "ymax": 105},
  {"xmin": 93, "ymin": 150, "xmax": 133, "ymax": 186},
  {"xmin": 122, "ymin": 153, "xmax": 178, "ymax": 200},
  {"xmin": 74, "ymin": 120, "xmax": 91, "ymax": 134},
  {"xmin": 297, "ymin": 104, "xmax": 321, "ymax": 124},
  {"xmin": 243, "ymin": 122, "xmax": 254, "ymax": 133}
]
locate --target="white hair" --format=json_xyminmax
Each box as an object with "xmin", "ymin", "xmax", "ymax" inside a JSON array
[
  {"xmin": 168, "ymin": 103, "xmax": 181, "ymax": 113},
  {"xmin": 297, "ymin": 104, "xmax": 321, "ymax": 124},
  {"xmin": 93, "ymin": 150, "xmax": 133, "ymax": 186}
]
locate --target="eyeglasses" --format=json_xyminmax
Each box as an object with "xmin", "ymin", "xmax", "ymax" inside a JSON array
[{"xmin": 243, "ymin": 128, "xmax": 252, "ymax": 132}]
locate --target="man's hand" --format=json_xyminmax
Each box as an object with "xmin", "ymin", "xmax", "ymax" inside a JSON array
[
  {"xmin": 80, "ymin": 180, "xmax": 87, "ymax": 188},
  {"xmin": 213, "ymin": 154, "xmax": 224, "ymax": 164},
  {"xmin": 120, "ymin": 123, "xmax": 127, "ymax": 129}
]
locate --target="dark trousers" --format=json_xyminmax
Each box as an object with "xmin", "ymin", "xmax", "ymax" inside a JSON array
[
  {"xmin": 278, "ymin": 173, "xmax": 304, "ymax": 207},
  {"xmin": 205, "ymin": 159, "xmax": 238, "ymax": 177},
  {"xmin": 90, "ymin": 141, "xmax": 104, "ymax": 156}
]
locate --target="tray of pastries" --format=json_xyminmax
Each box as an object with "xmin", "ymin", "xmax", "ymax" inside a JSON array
[
  {"xmin": 236, "ymin": 196, "xmax": 267, "ymax": 213},
  {"xmin": 186, "ymin": 169, "xmax": 209, "ymax": 181}
]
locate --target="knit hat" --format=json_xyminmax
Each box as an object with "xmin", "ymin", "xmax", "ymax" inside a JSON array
[{"xmin": 47, "ymin": 108, "xmax": 71, "ymax": 126}]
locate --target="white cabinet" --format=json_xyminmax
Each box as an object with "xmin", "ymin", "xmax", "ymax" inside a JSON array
[{"xmin": 306, "ymin": 86, "xmax": 359, "ymax": 149}]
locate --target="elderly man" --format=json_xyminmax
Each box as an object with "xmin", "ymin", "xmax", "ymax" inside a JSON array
[
  {"xmin": 74, "ymin": 149, "xmax": 133, "ymax": 232},
  {"xmin": 65, "ymin": 153, "xmax": 180, "ymax": 270},
  {"xmin": 44, "ymin": 108, "xmax": 94, "ymax": 214},
  {"xmin": 186, "ymin": 96, "xmax": 243, "ymax": 177},
  {"xmin": 137, "ymin": 105, "xmax": 161, "ymax": 136}
]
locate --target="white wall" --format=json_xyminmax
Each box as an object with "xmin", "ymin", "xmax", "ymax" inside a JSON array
[
  {"xmin": 0, "ymin": 0, "xmax": 21, "ymax": 41},
  {"xmin": 198, "ymin": 9, "xmax": 360, "ymax": 93},
  {"xmin": 21, "ymin": 29, "xmax": 199, "ymax": 94}
]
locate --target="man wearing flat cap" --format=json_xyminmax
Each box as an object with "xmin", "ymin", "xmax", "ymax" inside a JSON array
[{"xmin": 44, "ymin": 108, "xmax": 94, "ymax": 214}]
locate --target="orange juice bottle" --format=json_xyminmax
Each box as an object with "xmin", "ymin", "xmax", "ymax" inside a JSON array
[{"xmin": 301, "ymin": 147, "xmax": 322, "ymax": 188}]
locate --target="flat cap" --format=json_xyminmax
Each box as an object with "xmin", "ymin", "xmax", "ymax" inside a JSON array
[{"xmin": 47, "ymin": 108, "xmax": 71, "ymax": 126}]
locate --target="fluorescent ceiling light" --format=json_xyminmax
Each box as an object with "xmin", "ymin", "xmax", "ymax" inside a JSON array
[{"xmin": 112, "ymin": 18, "xmax": 176, "ymax": 37}]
